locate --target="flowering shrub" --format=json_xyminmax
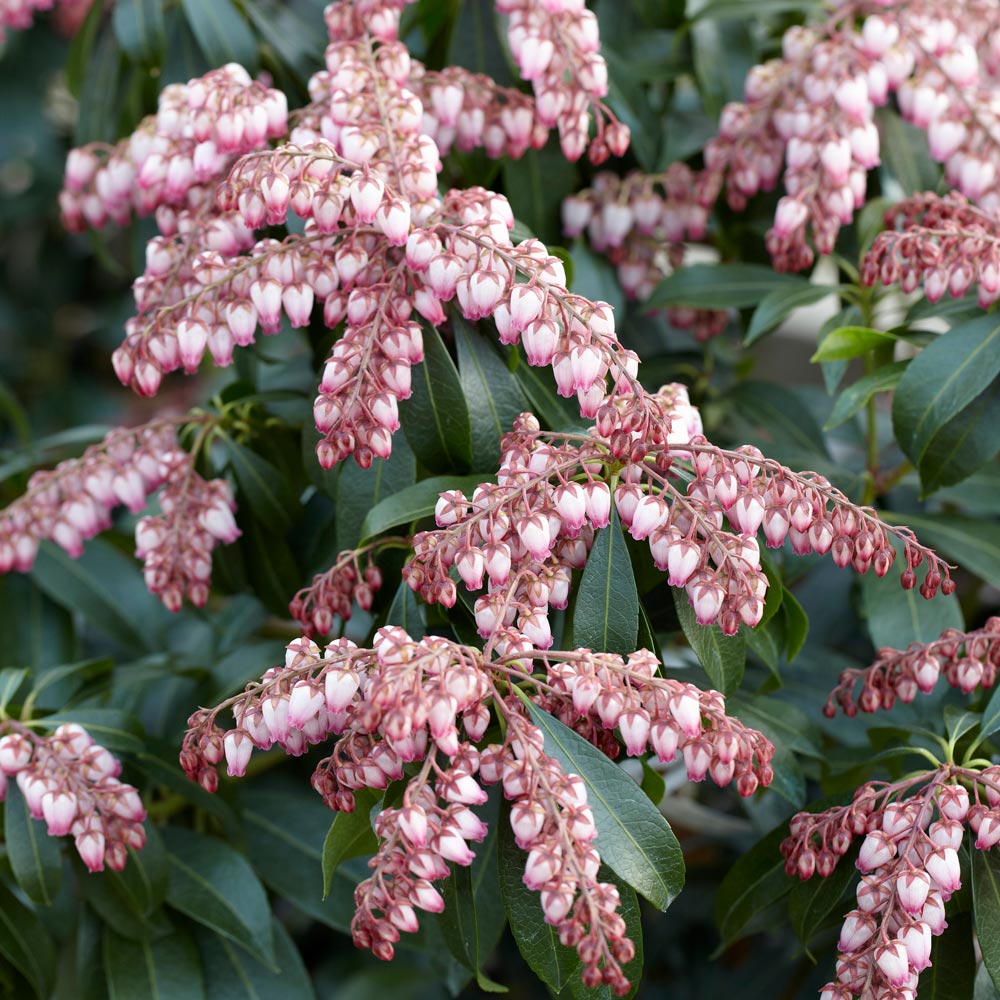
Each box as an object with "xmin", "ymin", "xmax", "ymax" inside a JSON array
[{"xmin": 2, "ymin": 0, "xmax": 1000, "ymax": 996}]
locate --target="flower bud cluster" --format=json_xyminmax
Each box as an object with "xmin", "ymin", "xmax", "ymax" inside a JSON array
[
  {"xmin": 781, "ymin": 764, "xmax": 1000, "ymax": 1000},
  {"xmin": 290, "ymin": 542, "xmax": 393, "ymax": 635},
  {"xmin": 351, "ymin": 744, "xmax": 490, "ymax": 960},
  {"xmin": 496, "ymin": 0, "xmax": 629, "ymax": 164},
  {"xmin": 493, "ymin": 710, "xmax": 633, "ymax": 994},
  {"xmin": 827, "ymin": 618, "xmax": 1000, "ymax": 716},
  {"xmin": 862, "ymin": 191, "xmax": 1000, "ymax": 306},
  {"xmin": 536, "ymin": 649, "xmax": 774, "ymax": 794},
  {"xmin": 0, "ymin": 723, "xmax": 146, "ymax": 873},
  {"xmin": 59, "ymin": 64, "xmax": 287, "ymax": 232},
  {"xmin": 561, "ymin": 167, "xmax": 727, "ymax": 341},
  {"xmin": 0, "ymin": 0, "xmax": 90, "ymax": 44}
]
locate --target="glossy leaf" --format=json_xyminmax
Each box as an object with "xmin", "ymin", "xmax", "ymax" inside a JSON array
[
  {"xmin": 672, "ymin": 589, "xmax": 745, "ymax": 695},
  {"xmin": 0, "ymin": 574, "xmax": 74, "ymax": 673},
  {"xmin": 359, "ymin": 474, "xmax": 487, "ymax": 542},
  {"xmin": 520, "ymin": 695, "xmax": 685, "ymax": 910},
  {"xmin": 179, "ymin": 0, "xmax": 257, "ymax": 69},
  {"xmin": 402, "ymin": 322, "xmax": 473, "ymax": 473},
  {"xmin": 572, "ymin": 509, "xmax": 639, "ymax": 656},
  {"xmin": 502, "ymin": 144, "xmax": 580, "ymax": 245},
  {"xmin": 745, "ymin": 284, "xmax": 838, "ymax": 346},
  {"xmin": 825, "ymin": 362, "xmax": 908, "ymax": 430},
  {"xmin": 322, "ymin": 788, "xmax": 381, "ymax": 899},
  {"xmin": 163, "ymin": 827, "xmax": 276, "ymax": 965},
  {"xmin": 112, "ymin": 0, "xmax": 165, "ymax": 61},
  {"xmin": 647, "ymin": 264, "xmax": 803, "ymax": 311},
  {"xmin": 787, "ymin": 851, "xmax": 856, "ymax": 946},
  {"xmin": 243, "ymin": 0, "xmax": 325, "ymax": 67},
  {"xmin": 226, "ymin": 439, "xmax": 298, "ymax": 532},
  {"xmin": 198, "ymin": 919, "xmax": 314, "ymax": 1000},
  {"xmin": 973, "ymin": 844, "xmax": 1000, "ymax": 993},
  {"xmin": 0, "ymin": 668, "xmax": 28, "ymax": 715},
  {"xmin": 811, "ymin": 325, "xmax": 901, "ymax": 362},
  {"xmin": 0, "ymin": 880, "xmax": 56, "ymax": 998},
  {"xmin": 103, "ymin": 925, "xmax": 205, "ymax": 1000},
  {"xmin": 454, "ymin": 315, "xmax": 530, "ymax": 471},
  {"xmin": 5, "ymin": 784, "xmax": 62, "ymax": 906},
  {"xmin": 922, "ymin": 911, "xmax": 977, "ymax": 999},
  {"xmin": 385, "ymin": 581, "xmax": 427, "ymax": 641}
]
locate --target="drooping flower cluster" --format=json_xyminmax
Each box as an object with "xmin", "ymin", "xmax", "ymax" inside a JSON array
[
  {"xmin": 181, "ymin": 630, "xmax": 775, "ymax": 992},
  {"xmin": 403, "ymin": 384, "xmax": 952, "ymax": 642},
  {"xmin": 0, "ymin": 417, "xmax": 240, "ymax": 611},
  {"xmin": 862, "ymin": 191, "xmax": 1000, "ymax": 306},
  {"xmin": 0, "ymin": 0, "xmax": 91, "ymax": 43},
  {"xmin": 781, "ymin": 764, "xmax": 1000, "ymax": 999},
  {"xmin": 0, "ymin": 723, "xmax": 146, "ymax": 873},
  {"xmin": 826, "ymin": 618, "xmax": 1000, "ymax": 716},
  {"xmin": 569, "ymin": 0, "xmax": 1000, "ymax": 274}
]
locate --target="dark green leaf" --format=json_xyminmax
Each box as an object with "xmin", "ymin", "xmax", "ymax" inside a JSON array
[
  {"xmin": 31, "ymin": 539, "xmax": 170, "ymax": 652},
  {"xmin": 892, "ymin": 315, "xmax": 1000, "ymax": 479},
  {"xmin": 571, "ymin": 509, "xmax": 638, "ymax": 655},
  {"xmin": 647, "ymin": 264, "xmax": 803, "ymax": 311},
  {"xmin": 724, "ymin": 380, "xmax": 828, "ymax": 459},
  {"xmin": 359, "ymin": 474, "xmax": 485, "ymax": 542},
  {"xmin": 780, "ymin": 587, "xmax": 809, "ymax": 662},
  {"xmin": 811, "ymin": 325, "xmax": 901, "ymax": 362},
  {"xmin": 446, "ymin": 0, "xmax": 514, "ymax": 83},
  {"xmin": 787, "ymin": 853, "xmax": 856, "ymax": 946},
  {"xmin": 714, "ymin": 825, "xmax": 790, "ymax": 947},
  {"xmin": 0, "ymin": 669, "xmax": 28, "ymax": 714},
  {"xmin": 179, "ymin": 0, "xmax": 257, "ymax": 69},
  {"xmin": 860, "ymin": 539, "xmax": 963, "ymax": 649},
  {"xmin": 75, "ymin": 30, "xmax": 122, "ymax": 143},
  {"xmin": 163, "ymin": 827, "xmax": 276, "ymax": 965},
  {"xmin": 401, "ymin": 323, "xmax": 473, "ymax": 473},
  {"xmin": 199, "ymin": 919, "xmax": 314, "ymax": 1000},
  {"xmin": 671, "ymin": 589, "xmax": 745, "ymax": 695},
  {"xmin": 502, "ymin": 144, "xmax": 580, "ymax": 245},
  {"xmin": 0, "ymin": 880, "xmax": 56, "ymax": 998},
  {"xmin": 972, "ymin": 832, "xmax": 1000, "ymax": 993},
  {"xmin": 241, "ymin": 518, "xmax": 301, "ymax": 616},
  {"xmin": 520, "ymin": 695, "xmax": 685, "ymax": 910},
  {"xmin": 5, "ymin": 784, "xmax": 62, "ymax": 906},
  {"xmin": 385, "ymin": 581, "xmax": 426, "ymax": 641},
  {"xmin": 746, "ymin": 285, "xmax": 838, "ymax": 346},
  {"xmin": 243, "ymin": 0, "xmax": 324, "ymax": 67},
  {"xmin": 226, "ymin": 439, "xmax": 298, "ymax": 532},
  {"xmin": 112, "ymin": 0, "xmax": 165, "ymax": 61},
  {"xmin": 103, "ymin": 925, "xmax": 205, "ymax": 1000},
  {"xmin": 0, "ymin": 574, "xmax": 74, "ymax": 673},
  {"xmin": 915, "ymin": 910, "xmax": 972, "ymax": 999},
  {"xmin": 454, "ymin": 315, "xmax": 530, "ymax": 470},
  {"xmin": 876, "ymin": 107, "xmax": 942, "ymax": 196},
  {"xmin": 976, "ymin": 961, "xmax": 1000, "ymax": 1000},
  {"xmin": 322, "ymin": 788, "xmax": 381, "ymax": 899},
  {"xmin": 825, "ymin": 362, "xmax": 908, "ymax": 430}
]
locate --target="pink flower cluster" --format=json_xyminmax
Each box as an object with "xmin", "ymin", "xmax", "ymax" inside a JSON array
[
  {"xmin": 0, "ymin": 0, "xmax": 91, "ymax": 42},
  {"xmin": 0, "ymin": 723, "xmax": 145, "ymax": 873},
  {"xmin": 782, "ymin": 765, "xmax": 1000, "ymax": 999},
  {"xmin": 0, "ymin": 418, "xmax": 240, "ymax": 611},
  {"xmin": 562, "ymin": 167, "xmax": 728, "ymax": 341},
  {"xmin": 537, "ymin": 649, "xmax": 774, "ymax": 794},
  {"xmin": 862, "ymin": 191, "xmax": 1000, "ymax": 306},
  {"xmin": 826, "ymin": 618, "xmax": 1000, "ymax": 716}
]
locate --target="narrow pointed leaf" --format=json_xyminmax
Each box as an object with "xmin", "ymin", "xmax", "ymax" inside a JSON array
[
  {"xmin": 973, "ymin": 846, "xmax": 1000, "ymax": 993},
  {"xmin": 672, "ymin": 590, "xmax": 745, "ymax": 695},
  {"xmin": 5, "ymin": 784, "xmax": 62, "ymax": 906},
  {"xmin": 179, "ymin": 0, "xmax": 257, "ymax": 69},
  {"xmin": 0, "ymin": 880, "xmax": 56, "ymax": 998},
  {"xmin": 103, "ymin": 925, "xmax": 205, "ymax": 1000},
  {"xmin": 359, "ymin": 474, "xmax": 485, "ymax": 542},
  {"xmin": 322, "ymin": 788, "xmax": 381, "ymax": 899}
]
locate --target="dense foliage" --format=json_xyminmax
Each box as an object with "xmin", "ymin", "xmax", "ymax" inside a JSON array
[{"xmin": 1, "ymin": 0, "xmax": 1000, "ymax": 997}]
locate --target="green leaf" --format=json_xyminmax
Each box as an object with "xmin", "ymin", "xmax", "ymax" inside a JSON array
[
  {"xmin": 179, "ymin": 0, "xmax": 257, "ymax": 69},
  {"xmin": 974, "ymin": 849, "xmax": 1000, "ymax": 994},
  {"xmin": 923, "ymin": 911, "xmax": 976, "ymax": 999},
  {"xmin": 359, "ymin": 474, "xmax": 486, "ymax": 542},
  {"xmin": 519, "ymin": 695, "xmax": 685, "ymax": 910},
  {"xmin": 322, "ymin": 788, "xmax": 381, "ymax": 899},
  {"xmin": 727, "ymin": 695, "xmax": 824, "ymax": 760},
  {"xmin": 0, "ymin": 574, "xmax": 74, "ymax": 673},
  {"xmin": 647, "ymin": 264, "xmax": 803, "ymax": 311},
  {"xmin": 859, "ymin": 539, "xmax": 963, "ymax": 649},
  {"xmin": 241, "ymin": 518, "xmax": 301, "ymax": 617},
  {"xmin": 446, "ymin": 0, "xmax": 514, "ymax": 83},
  {"xmin": 103, "ymin": 925, "xmax": 205, "ymax": 1000},
  {"xmin": 780, "ymin": 587, "xmax": 809, "ymax": 662},
  {"xmin": 572, "ymin": 509, "xmax": 638, "ymax": 656},
  {"xmin": 825, "ymin": 362, "xmax": 908, "ymax": 430},
  {"xmin": 242, "ymin": 0, "xmax": 324, "ymax": 68},
  {"xmin": 198, "ymin": 919, "xmax": 314, "ymax": 1000},
  {"xmin": 385, "ymin": 581, "xmax": 426, "ymax": 641},
  {"xmin": 112, "ymin": 0, "xmax": 165, "ymax": 61},
  {"xmin": 31, "ymin": 539, "xmax": 170, "ymax": 652},
  {"xmin": 569, "ymin": 242, "xmax": 623, "ymax": 319},
  {"xmin": 745, "ymin": 285, "xmax": 838, "ymax": 346},
  {"xmin": 163, "ymin": 827, "xmax": 276, "ymax": 966},
  {"xmin": 724, "ymin": 380, "xmax": 828, "ymax": 459},
  {"xmin": 976, "ymin": 960, "xmax": 1000, "ymax": 1000},
  {"xmin": 0, "ymin": 880, "xmax": 56, "ymax": 998},
  {"xmin": 892, "ymin": 315, "xmax": 1000, "ymax": 481},
  {"xmin": 226, "ymin": 439, "xmax": 298, "ymax": 532},
  {"xmin": 787, "ymin": 853, "xmax": 856, "ymax": 946},
  {"xmin": 502, "ymin": 143, "xmax": 580, "ymax": 245},
  {"xmin": 5, "ymin": 784, "xmax": 62, "ymax": 906},
  {"xmin": 75, "ymin": 29, "xmax": 122, "ymax": 143},
  {"xmin": 811, "ymin": 326, "xmax": 901, "ymax": 362},
  {"xmin": 0, "ymin": 668, "xmax": 28, "ymax": 714},
  {"xmin": 876, "ymin": 107, "xmax": 942, "ymax": 196},
  {"xmin": 671, "ymin": 589, "xmax": 746, "ymax": 695},
  {"xmin": 335, "ymin": 434, "xmax": 416, "ymax": 551},
  {"xmin": 454, "ymin": 316, "xmax": 530, "ymax": 471},
  {"xmin": 714, "ymin": 825, "xmax": 791, "ymax": 948},
  {"xmin": 401, "ymin": 323, "xmax": 473, "ymax": 473}
]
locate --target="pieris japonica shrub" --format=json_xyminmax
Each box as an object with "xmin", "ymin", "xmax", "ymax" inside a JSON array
[{"xmin": 1, "ymin": 0, "xmax": 1000, "ymax": 996}]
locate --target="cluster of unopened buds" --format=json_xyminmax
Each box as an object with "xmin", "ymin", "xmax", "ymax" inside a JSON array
[
  {"xmin": 0, "ymin": 723, "xmax": 145, "ymax": 873},
  {"xmin": 782, "ymin": 764, "xmax": 1000, "ymax": 999},
  {"xmin": 827, "ymin": 618, "xmax": 1000, "ymax": 716},
  {"xmin": 862, "ymin": 191, "xmax": 1000, "ymax": 306},
  {"xmin": 0, "ymin": 417, "xmax": 240, "ymax": 611},
  {"xmin": 290, "ymin": 540, "xmax": 404, "ymax": 636},
  {"xmin": 568, "ymin": 0, "xmax": 1000, "ymax": 274},
  {"xmin": 180, "ymin": 628, "xmax": 774, "ymax": 992},
  {"xmin": 561, "ymin": 167, "xmax": 729, "ymax": 341}
]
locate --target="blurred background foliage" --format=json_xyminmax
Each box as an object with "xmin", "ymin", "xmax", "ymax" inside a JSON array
[{"xmin": 1, "ymin": 1, "xmax": 998, "ymax": 998}]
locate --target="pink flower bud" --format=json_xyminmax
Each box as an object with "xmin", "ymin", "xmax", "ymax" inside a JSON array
[
  {"xmin": 223, "ymin": 731, "xmax": 254, "ymax": 777},
  {"xmin": 925, "ymin": 846, "xmax": 961, "ymax": 898},
  {"xmin": 838, "ymin": 910, "xmax": 876, "ymax": 953},
  {"xmin": 0, "ymin": 735, "xmax": 32, "ymax": 775},
  {"xmin": 857, "ymin": 831, "xmax": 896, "ymax": 872},
  {"xmin": 42, "ymin": 790, "xmax": 78, "ymax": 837},
  {"xmin": 76, "ymin": 829, "xmax": 106, "ymax": 873},
  {"xmin": 875, "ymin": 940, "xmax": 910, "ymax": 988},
  {"xmin": 517, "ymin": 513, "xmax": 552, "ymax": 560},
  {"xmin": 896, "ymin": 868, "xmax": 931, "ymax": 914}
]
